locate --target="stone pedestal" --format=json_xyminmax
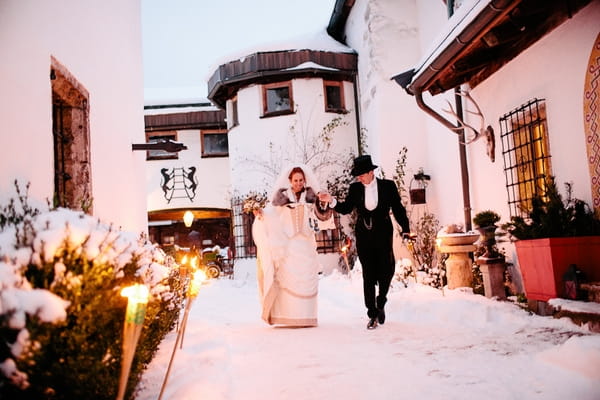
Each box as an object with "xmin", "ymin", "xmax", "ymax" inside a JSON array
[
  {"xmin": 439, "ymin": 244, "xmax": 476, "ymax": 289},
  {"xmin": 477, "ymin": 256, "xmax": 506, "ymax": 299}
]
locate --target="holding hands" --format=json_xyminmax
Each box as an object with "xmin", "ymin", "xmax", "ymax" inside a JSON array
[
  {"xmin": 317, "ymin": 192, "xmax": 332, "ymax": 204},
  {"xmin": 253, "ymin": 208, "xmax": 263, "ymax": 220}
]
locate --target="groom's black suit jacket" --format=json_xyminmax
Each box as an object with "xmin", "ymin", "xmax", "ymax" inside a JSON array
[{"xmin": 334, "ymin": 178, "xmax": 410, "ymax": 247}]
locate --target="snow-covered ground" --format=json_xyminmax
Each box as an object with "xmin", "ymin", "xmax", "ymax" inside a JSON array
[{"xmin": 136, "ymin": 259, "xmax": 600, "ymax": 400}]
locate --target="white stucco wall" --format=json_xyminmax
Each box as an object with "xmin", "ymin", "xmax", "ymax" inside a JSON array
[
  {"xmin": 0, "ymin": 0, "xmax": 148, "ymax": 232},
  {"xmin": 145, "ymin": 127, "xmax": 231, "ymax": 211},
  {"xmin": 343, "ymin": 0, "xmax": 600, "ymax": 232},
  {"xmin": 228, "ymin": 77, "xmax": 359, "ymax": 196},
  {"xmin": 412, "ymin": 1, "xmax": 473, "ymax": 226},
  {"xmin": 343, "ymin": 0, "xmax": 600, "ymax": 285},
  {"xmin": 468, "ymin": 1, "xmax": 600, "ymax": 218},
  {"xmin": 343, "ymin": 0, "xmax": 449, "ymax": 204}
]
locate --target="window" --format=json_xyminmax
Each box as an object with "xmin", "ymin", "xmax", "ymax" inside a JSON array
[
  {"xmin": 229, "ymin": 96, "xmax": 239, "ymax": 128},
  {"xmin": 500, "ymin": 99, "xmax": 552, "ymax": 217},
  {"xmin": 323, "ymin": 80, "xmax": 346, "ymax": 113},
  {"xmin": 262, "ymin": 81, "xmax": 294, "ymax": 117},
  {"xmin": 201, "ymin": 129, "xmax": 228, "ymax": 157},
  {"xmin": 145, "ymin": 131, "xmax": 178, "ymax": 160},
  {"xmin": 51, "ymin": 59, "xmax": 92, "ymax": 212}
]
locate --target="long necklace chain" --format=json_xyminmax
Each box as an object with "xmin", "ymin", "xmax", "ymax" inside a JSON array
[{"xmin": 363, "ymin": 216, "xmax": 373, "ymax": 230}]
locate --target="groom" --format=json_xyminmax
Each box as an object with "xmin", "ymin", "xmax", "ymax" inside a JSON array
[{"xmin": 320, "ymin": 155, "xmax": 410, "ymax": 329}]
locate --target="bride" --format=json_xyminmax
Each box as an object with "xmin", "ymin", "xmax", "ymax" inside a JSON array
[{"xmin": 252, "ymin": 164, "xmax": 332, "ymax": 327}]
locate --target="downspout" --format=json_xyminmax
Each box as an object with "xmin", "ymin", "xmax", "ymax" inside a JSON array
[
  {"xmin": 447, "ymin": 0, "xmax": 472, "ymax": 231},
  {"xmin": 453, "ymin": 88, "xmax": 472, "ymax": 231},
  {"xmin": 414, "ymin": 92, "xmax": 472, "ymax": 231},
  {"xmin": 353, "ymin": 73, "xmax": 363, "ymax": 155}
]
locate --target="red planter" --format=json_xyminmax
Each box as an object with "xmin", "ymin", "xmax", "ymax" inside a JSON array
[{"xmin": 515, "ymin": 236, "xmax": 600, "ymax": 301}]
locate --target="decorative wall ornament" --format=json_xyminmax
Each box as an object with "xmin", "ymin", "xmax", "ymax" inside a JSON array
[
  {"xmin": 442, "ymin": 89, "xmax": 496, "ymax": 162},
  {"xmin": 160, "ymin": 166, "xmax": 198, "ymax": 203},
  {"xmin": 584, "ymin": 32, "xmax": 600, "ymax": 212}
]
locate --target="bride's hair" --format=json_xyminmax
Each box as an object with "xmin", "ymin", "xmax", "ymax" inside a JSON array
[
  {"xmin": 269, "ymin": 163, "xmax": 321, "ymax": 203},
  {"xmin": 288, "ymin": 167, "xmax": 305, "ymax": 181}
]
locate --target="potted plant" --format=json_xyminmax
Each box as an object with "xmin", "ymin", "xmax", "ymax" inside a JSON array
[
  {"xmin": 502, "ymin": 177, "xmax": 600, "ymax": 302},
  {"xmin": 473, "ymin": 210, "xmax": 501, "ymax": 229},
  {"xmin": 473, "ymin": 210, "xmax": 506, "ymax": 299},
  {"xmin": 473, "ymin": 210, "xmax": 501, "ymax": 258}
]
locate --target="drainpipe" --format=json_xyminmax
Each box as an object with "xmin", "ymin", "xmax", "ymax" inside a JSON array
[
  {"xmin": 453, "ymin": 89, "xmax": 472, "ymax": 231},
  {"xmin": 353, "ymin": 73, "xmax": 363, "ymax": 155},
  {"xmin": 412, "ymin": 82, "xmax": 472, "ymax": 228},
  {"xmin": 447, "ymin": 0, "xmax": 472, "ymax": 231}
]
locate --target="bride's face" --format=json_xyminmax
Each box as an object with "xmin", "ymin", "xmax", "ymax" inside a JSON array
[{"xmin": 289, "ymin": 172, "xmax": 306, "ymax": 193}]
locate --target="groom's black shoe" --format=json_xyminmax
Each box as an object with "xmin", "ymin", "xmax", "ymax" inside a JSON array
[
  {"xmin": 367, "ymin": 317, "xmax": 378, "ymax": 330},
  {"xmin": 377, "ymin": 308, "xmax": 385, "ymax": 325}
]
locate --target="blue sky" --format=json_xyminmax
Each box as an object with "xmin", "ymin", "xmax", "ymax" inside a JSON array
[{"xmin": 141, "ymin": 0, "xmax": 337, "ymax": 95}]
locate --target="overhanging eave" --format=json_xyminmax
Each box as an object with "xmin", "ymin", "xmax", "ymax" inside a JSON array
[{"xmin": 394, "ymin": 0, "xmax": 593, "ymax": 96}]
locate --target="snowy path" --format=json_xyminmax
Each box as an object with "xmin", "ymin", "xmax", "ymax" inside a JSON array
[{"xmin": 135, "ymin": 261, "xmax": 600, "ymax": 400}]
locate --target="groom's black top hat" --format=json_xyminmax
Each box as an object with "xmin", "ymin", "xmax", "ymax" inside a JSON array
[{"xmin": 351, "ymin": 155, "xmax": 378, "ymax": 177}]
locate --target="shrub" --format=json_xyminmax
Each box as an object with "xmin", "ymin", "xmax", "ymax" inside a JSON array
[
  {"xmin": 503, "ymin": 177, "xmax": 600, "ymax": 240},
  {"xmin": 0, "ymin": 183, "xmax": 185, "ymax": 399},
  {"xmin": 403, "ymin": 212, "xmax": 447, "ymax": 289},
  {"xmin": 472, "ymin": 210, "xmax": 501, "ymax": 228}
]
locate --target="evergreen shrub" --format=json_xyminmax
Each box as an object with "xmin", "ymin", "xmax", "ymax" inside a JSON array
[{"xmin": 0, "ymin": 182, "xmax": 185, "ymax": 399}]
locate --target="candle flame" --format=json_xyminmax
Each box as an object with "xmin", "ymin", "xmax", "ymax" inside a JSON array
[
  {"xmin": 120, "ymin": 284, "xmax": 149, "ymax": 304},
  {"xmin": 189, "ymin": 269, "xmax": 207, "ymax": 297}
]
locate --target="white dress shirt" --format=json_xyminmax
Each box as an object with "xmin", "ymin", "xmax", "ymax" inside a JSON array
[{"xmin": 364, "ymin": 178, "xmax": 378, "ymax": 211}]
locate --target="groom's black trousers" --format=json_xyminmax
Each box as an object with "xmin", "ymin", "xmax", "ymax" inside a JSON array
[{"xmin": 356, "ymin": 231, "xmax": 395, "ymax": 319}]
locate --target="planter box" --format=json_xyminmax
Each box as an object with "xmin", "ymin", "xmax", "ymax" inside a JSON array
[{"xmin": 515, "ymin": 236, "xmax": 600, "ymax": 301}]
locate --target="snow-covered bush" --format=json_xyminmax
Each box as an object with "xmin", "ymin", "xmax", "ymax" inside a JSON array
[
  {"xmin": 401, "ymin": 212, "xmax": 447, "ymax": 289},
  {"xmin": 0, "ymin": 185, "xmax": 185, "ymax": 399}
]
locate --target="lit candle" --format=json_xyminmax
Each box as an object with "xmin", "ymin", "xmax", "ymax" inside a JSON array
[
  {"xmin": 120, "ymin": 284, "xmax": 149, "ymax": 325},
  {"xmin": 117, "ymin": 284, "xmax": 149, "ymax": 400},
  {"xmin": 189, "ymin": 269, "xmax": 206, "ymax": 298},
  {"xmin": 158, "ymin": 268, "xmax": 208, "ymax": 400}
]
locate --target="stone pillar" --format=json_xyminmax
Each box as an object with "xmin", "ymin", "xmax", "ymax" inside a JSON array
[
  {"xmin": 439, "ymin": 244, "xmax": 475, "ymax": 289},
  {"xmin": 477, "ymin": 256, "xmax": 506, "ymax": 299}
]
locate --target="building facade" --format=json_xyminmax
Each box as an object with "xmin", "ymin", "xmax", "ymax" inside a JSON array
[
  {"xmin": 0, "ymin": 0, "xmax": 148, "ymax": 232},
  {"xmin": 328, "ymin": 0, "xmax": 600, "ymax": 290}
]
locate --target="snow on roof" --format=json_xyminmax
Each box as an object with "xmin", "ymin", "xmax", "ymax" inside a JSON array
[
  {"xmin": 204, "ymin": 28, "xmax": 355, "ymax": 81},
  {"xmin": 283, "ymin": 61, "xmax": 340, "ymax": 72},
  {"xmin": 410, "ymin": 0, "xmax": 488, "ymax": 83},
  {"xmin": 143, "ymin": 104, "xmax": 219, "ymax": 116},
  {"xmin": 144, "ymin": 28, "xmax": 354, "ymax": 107},
  {"xmin": 144, "ymin": 86, "xmax": 211, "ymax": 108}
]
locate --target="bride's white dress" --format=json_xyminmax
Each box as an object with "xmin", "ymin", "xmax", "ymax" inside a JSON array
[{"xmin": 252, "ymin": 187, "xmax": 324, "ymax": 327}]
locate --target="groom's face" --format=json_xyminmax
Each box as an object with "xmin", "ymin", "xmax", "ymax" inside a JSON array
[{"xmin": 357, "ymin": 170, "xmax": 374, "ymax": 186}]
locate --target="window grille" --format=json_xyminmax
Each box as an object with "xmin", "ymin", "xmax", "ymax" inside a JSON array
[
  {"xmin": 230, "ymin": 196, "xmax": 343, "ymax": 259},
  {"xmin": 499, "ymin": 98, "xmax": 552, "ymax": 217},
  {"xmin": 231, "ymin": 197, "xmax": 256, "ymax": 259}
]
